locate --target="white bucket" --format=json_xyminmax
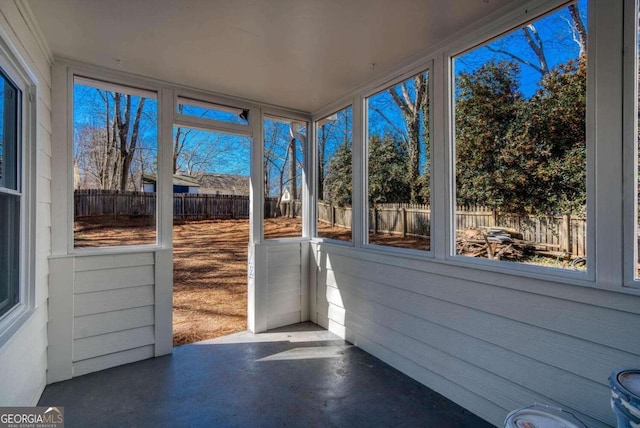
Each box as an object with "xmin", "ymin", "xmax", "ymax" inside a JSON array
[{"xmin": 504, "ymin": 404, "xmax": 586, "ymax": 428}]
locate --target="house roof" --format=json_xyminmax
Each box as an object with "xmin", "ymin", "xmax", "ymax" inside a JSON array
[
  {"xmin": 197, "ymin": 174, "xmax": 249, "ymax": 194},
  {"xmin": 143, "ymin": 174, "xmax": 201, "ymax": 188},
  {"xmin": 26, "ymin": 0, "xmax": 512, "ymax": 113}
]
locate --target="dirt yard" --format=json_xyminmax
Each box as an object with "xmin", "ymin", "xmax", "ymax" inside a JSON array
[{"xmin": 75, "ymin": 216, "xmax": 430, "ymax": 346}]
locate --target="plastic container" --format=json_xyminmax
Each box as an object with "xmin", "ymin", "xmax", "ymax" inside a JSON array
[
  {"xmin": 504, "ymin": 404, "xmax": 586, "ymax": 428},
  {"xmin": 609, "ymin": 368, "xmax": 640, "ymax": 428}
]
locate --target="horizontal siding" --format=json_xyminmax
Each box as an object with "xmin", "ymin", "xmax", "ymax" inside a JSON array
[
  {"xmin": 74, "ymin": 253, "xmax": 154, "ymax": 272},
  {"xmin": 267, "ymin": 290, "xmax": 301, "ymax": 315},
  {"xmin": 265, "ymin": 243, "xmax": 302, "ymax": 330},
  {"xmin": 74, "ymin": 306, "xmax": 155, "ymax": 339},
  {"xmin": 66, "ymin": 251, "xmax": 159, "ymax": 378},
  {"xmin": 74, "ymin": 285, "xmax": 155, "ymax": 317},
  {"xmin": 325, "ymin": 253, "xmax": 640, "ymax": 355},
  {"xmin": 73, "ymin": 345, "xmax": 155, "ymax": 377},
  {"xmin": 315, "ymin": 244, "xmax": 639, "ymax": 427},
  {"xmin": 326, "ymin": 281, "xmax": 611, "ymax": 426},
  {"xmin": 73, "ymin": 325, "xmax": 155, "ymax": 361},
  {"xmin": 267, "ymin": 247, "xmax": 303, "ymax": 267},
  {"xmin": 74, "ymin": 265, "xmax": 155, "ymax": 294},
  {"xmin": 267, "ymin": 264, "xmax": 302, "ymax": 293},
  {"xmin": 266, "ymin": 312, "xmax": 301, "ymax": 330}
]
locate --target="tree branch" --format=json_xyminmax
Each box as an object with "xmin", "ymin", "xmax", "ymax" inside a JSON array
[
  {"xmin": 485, "ymin": 45, "xmax": 545, "ymax": 76},
  {"xmin": 568, "ymin": 4, "xmax": 587, "ymax": 57}
]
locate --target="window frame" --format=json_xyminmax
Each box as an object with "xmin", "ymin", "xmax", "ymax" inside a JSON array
[
  {"xmin": 314, "ymin": 105, "xmax": 355, "ymax": 245},
  {"xmin": 262, "ymin": 112, "xmax": 309, "ymax": 241},
  {"xmin": 70, "ymin": 74, "xmax": 161, "ymax": 252},
  {"xmin": 444, "ymin": 0, "xmax": 595, "ymax": 282},
  {"xmin": 0, "ymin": 37, "xmax": 36, "ymax": 345},
  {"xmin": 174, "ymin": 92, "xmax": 252, "ymax": 137},
  {"xmin": 363, "ymin": 66, "xmax": 434, "ymax": 256}
]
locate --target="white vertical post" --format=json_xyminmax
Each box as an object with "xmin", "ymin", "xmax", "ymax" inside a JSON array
[
  {"xmin": 352, "ymin": 96, "xmax": 364, "ymax": 247},
  {"xmin": 247, "ymin": 107, "xmax": 268, "ymax": 332},
  {"xmin": 592, "ymin": 0, "xmax": 623, "ymax": 288},
  {"xmin": 50, "ymin": 63, "xmax": 71, "ymax": 255},
  {"xmin": 434, "ymin": 53, "xmax": 450, "ymax": 261},
  {"xmin": 154, "ymin": 87, "xmax": 175, "ymax": 356}
]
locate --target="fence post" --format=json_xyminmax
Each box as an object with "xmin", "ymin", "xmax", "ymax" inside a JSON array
[
  {"xmin": 562, "ymin": 214, "xmax": 571, "ymax": 253},
  {"xmin": 402, "ymin": 208, "xmax": 407, "ymax": 237},
  {"xmin": 181, "ymin": 194, "xmax": 185, "ymax": 220},
  {"xmin": 373, "ymin": 207, "xmax": 378, "ymax": 234},
  {"xmin": 331, "ymin": 203, "xmax": 335, "ymax": 227},
  {"xmin": 113, "ymin": 192, "xmax": 117, "ymax": 219}
]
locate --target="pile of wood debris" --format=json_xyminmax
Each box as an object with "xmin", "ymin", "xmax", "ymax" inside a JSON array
[{"xmin": 456, "ymin": 227, "xmax": 569, "ymax": 261}]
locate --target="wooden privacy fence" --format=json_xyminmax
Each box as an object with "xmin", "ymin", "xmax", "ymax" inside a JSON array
[
  {"xmin": 75, "ymin": 190, "xmax": 251, "ymax": 220},
  {"xmin": 75, "ymin": 189, "xmax": 156, "ymax": 218},
  {"xmin": 173, "ymin": 193, "xmax": 249, "ymax": 219},
  {"xmin": 317, "ymin": 201, "xmax": 353, "ymax": 230},
  {"xmin": 317, "ymin": 201, "xmax": 587, "ymax": 257},
  {"xmin": 76, "ymin": 191, "xmax": 586, "ymax": 256},
  {"xmin": 264, "ymin": 197, "xmax": 302, "ymax": 219},
  {"xmin": 454, "ymin": 205, "xmax": 586, "ymax": 256}
]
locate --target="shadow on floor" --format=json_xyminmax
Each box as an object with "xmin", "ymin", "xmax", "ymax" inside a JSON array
[{"xmin": 39, "ymin": 322, "xmax": 492, "ymax": 427}]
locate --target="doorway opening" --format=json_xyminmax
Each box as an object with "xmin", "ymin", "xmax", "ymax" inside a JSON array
[{"xmin": 171, "ymin": 125, "xmax": 251, "ymax": 346}]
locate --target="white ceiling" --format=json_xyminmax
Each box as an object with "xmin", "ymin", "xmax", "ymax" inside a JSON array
[{"xmin": 27, "ymin": 0, "xmax": 512, "ymax": 113}]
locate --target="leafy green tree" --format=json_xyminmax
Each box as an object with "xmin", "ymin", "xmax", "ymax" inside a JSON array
[
  {"xmin": 367, "ymin": 135, "xmax": 410, "ymax": 204},
  {"xmin": 455, "ymin": 60, "xmax": 524, "ymax": 211},
  {"xmin": 525, "ymin": 58, "xmax": 586, "ymax": 215},
  {"xmin": 455, "ymin": 58, "xmax": 586, "ymax": 216},
  {"xmin": 323, "ymin": 142, "xmax": 352, "ymax": 206}
]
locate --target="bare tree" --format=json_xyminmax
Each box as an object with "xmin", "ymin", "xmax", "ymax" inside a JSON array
[
  {"xmin": 388, "ymin": 72, "xmax": 428, "ymax": 203},
  {"xmin": 486, "ymin": 3, "xmax": 586, "ymax": 77}
]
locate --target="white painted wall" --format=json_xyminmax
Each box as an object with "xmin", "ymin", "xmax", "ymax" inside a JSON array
[
  {"xmin": 0, "ymin": 0, "xmax": 52, "ymax": 406},
  {"xmin": 249, "ymin": 241, "xmax": 309, "ymax": 333}
]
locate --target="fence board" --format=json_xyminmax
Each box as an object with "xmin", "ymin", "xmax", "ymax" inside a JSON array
[
  {"xmin": 75, "ymin": 191, "xmax": 586, "ymax": 256},
  {"xmin": 75, "ymin": 190, "xmax": 250, "ymax": 220}
]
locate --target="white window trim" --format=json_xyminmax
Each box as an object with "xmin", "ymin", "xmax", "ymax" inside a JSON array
[
  {"xmin": 362, "ymin": 63, "xmax": 434, "ymax": 256},
  {"xmin": 442, "ymin": 0, "xmax": 597, "ymax": 283},
  {"xmin": 0, "ymin": 35, "xmax": 37, "ymax": 346},
  {"xmin": 624, "ymin": 0, "xmax": 639, "ymax": 288},
  {"xmin": 313, "ymin": 105, "xmax": 356, "ymax": 246},
  {"xmin": 69, "ymin": 74, "xmax": 162, "ymax": 253},
  {"xmin": 261, "ymin": 111, "xmax": 311, "ymax": 241}
]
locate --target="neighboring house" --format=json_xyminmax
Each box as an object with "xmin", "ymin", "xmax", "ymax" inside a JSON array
[
  {"xmin": 142, "ymin": 174, "xmax": 200, "ymax": 194},
  {"xmin": 196, "ymin": 174, "xmax": 249, "ymax": 196}
]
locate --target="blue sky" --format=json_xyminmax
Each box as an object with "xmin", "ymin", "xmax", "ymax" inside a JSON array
[{"xmin": 455, "ymin": 0, "xmax": 587, "ymax": 98}]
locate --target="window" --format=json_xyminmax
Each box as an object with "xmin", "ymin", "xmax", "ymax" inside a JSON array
[
  {"xmin": 0, "ymin": 68, "xmax": 21, "ymax": 318},
  {"xmin": 171, "ymin": 125, "xmax": 251, "ymax": 219},
  {"xmin": 263, "ymin": 115, "xmax": 306, "ymax": 239},
  {"xmin": 316, "ymin": 106, "xmax": 353, "ymax": 242},
  {"xmin": 452, "ymin": 2, "xmax": 587, "ymax": 270},
  {"xmin": 177, "ymin": 97, "xmax": 249, "ymax": 126},
  {"xmin": 366, "ymin": 71, "xmax": 431, "ymax": 251},
  {"xmin": 73, "ymin": 77, "xmax": 158, "ymax": 247}
]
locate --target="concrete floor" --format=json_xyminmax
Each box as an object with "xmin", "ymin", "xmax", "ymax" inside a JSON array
[{"xmin": 39, "ymin": 323, "xmax": 493, "ymax": 427}]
